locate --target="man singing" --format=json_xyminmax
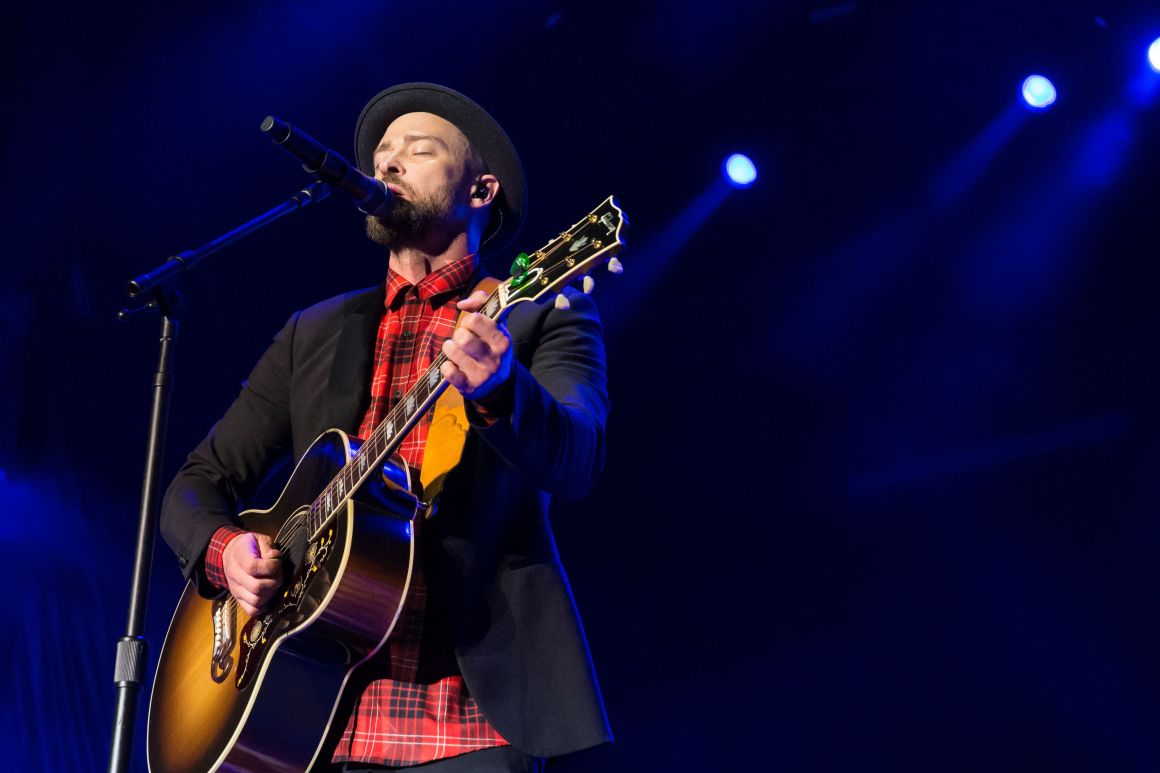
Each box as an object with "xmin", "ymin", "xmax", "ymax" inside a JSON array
[{"xmin": 160, "ymin": 82, "xmax": 612, "ymax": 772}]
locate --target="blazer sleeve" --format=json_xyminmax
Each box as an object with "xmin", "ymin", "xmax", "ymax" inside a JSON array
[
  {"xmin": 159, "ymin": 311, "xmax": 300, "ymax": 595},
  {"xmin": 465, "ymin": 287, "xmax": 610, "ymax": 500}
]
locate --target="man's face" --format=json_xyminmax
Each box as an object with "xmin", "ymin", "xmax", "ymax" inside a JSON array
[{"xmin": 366, "ymin": 111, "xmax": 478, "ymax": 249}]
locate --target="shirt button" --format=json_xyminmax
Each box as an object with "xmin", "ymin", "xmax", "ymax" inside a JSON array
[
  {"xmin": 392, "ymin": 391, "xmax": 402, "ymax": 401},
  {"xmin": 400, "ymin": 330, "xmax": 414, "ymax": 339}
]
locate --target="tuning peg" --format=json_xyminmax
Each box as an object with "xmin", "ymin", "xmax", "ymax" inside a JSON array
[
  {"xmin": 607, "ymin": 257, "xmax": 624, "ymax": 275},
  {"xmin": 554, "ymin": 293, "xmax": 571, "ymax": 310},
  {"xmin": 582, "ymin": 275, "xmax": 595, "ymax": 294}
]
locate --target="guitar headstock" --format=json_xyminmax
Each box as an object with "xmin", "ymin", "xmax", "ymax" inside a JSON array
[{"xmin": 498, "ymin": 196, "xmax": 627, "ymax": 311}]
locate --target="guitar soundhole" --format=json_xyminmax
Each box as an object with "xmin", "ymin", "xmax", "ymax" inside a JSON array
[{"xmin": 234, "ymin": 508, "xmax": 338, "ymax": 691}]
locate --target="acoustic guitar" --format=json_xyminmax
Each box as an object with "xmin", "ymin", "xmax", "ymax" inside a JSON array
[{"xmin": 147, "ymin": 196, "xmax": 627, "ymax": 772}]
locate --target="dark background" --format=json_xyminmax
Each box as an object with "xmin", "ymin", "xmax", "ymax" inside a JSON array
[{"xmin": 3, "ymin": 0, "xmax": 1159, "ymax": 769}]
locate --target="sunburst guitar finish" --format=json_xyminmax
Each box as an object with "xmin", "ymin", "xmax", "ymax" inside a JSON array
[{"xmin": 147, "ymin": 429, "xmax": 417, "ymax": 773}]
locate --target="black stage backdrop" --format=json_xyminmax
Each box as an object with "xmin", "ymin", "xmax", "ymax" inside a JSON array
[{"xmin": 2, "ymin": 1, "xmax": 1159, "ymax": 770}]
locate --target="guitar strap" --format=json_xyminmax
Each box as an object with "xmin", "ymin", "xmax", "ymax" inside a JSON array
[
  {"xmin": 419, "ymin": 386, "xmax": 468, "ymax": 515},
  {"xmin": 418, "ymin": 276, "xmax": 501, "ymax": 515}
]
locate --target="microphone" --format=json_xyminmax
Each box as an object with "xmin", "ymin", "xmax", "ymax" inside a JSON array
[{"xmin": 260, "ymin": 115, "xmax": 393, "ymax": 217}]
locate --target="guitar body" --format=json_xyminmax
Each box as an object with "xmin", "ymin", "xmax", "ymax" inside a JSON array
[{"xmin": 147, "ymin": 429, "xmax": 417, "ymax": 773}]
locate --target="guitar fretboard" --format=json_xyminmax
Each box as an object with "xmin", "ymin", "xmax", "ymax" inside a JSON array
[{"xmin": 302, "ymin": 195, "xmax": 625, "ymax": 540}]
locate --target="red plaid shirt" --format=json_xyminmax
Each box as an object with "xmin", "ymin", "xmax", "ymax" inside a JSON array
[{"xmin": 205, "ymin": 252, "xmax": 509, "ymax": 766}]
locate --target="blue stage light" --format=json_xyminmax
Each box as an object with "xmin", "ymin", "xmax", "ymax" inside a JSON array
[
  {"xmin": 724, "ymin": 153, "xmax": 757, "ymax": 188},
  {"xmin": 1022, "ymin": 76, "xmax": 1056, "ymax": 107},
  {"xmin": 1149, "ymin": 38, "xmax": 1160, "ymax": 73},
  {"xmin": 1021, "ymin": 75, "xmax": 1057, "ymax": 110}
]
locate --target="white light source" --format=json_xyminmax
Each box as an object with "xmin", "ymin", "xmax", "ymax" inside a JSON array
[
  {"xmin": 1021, "ymin": 75, "xmax": 1057, "ymax": 110},
  {"xmin": 723, "ymin": 154, "xmax": 757, "ymax": 188}
]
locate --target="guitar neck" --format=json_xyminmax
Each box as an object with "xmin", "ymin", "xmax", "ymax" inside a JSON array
[{"xmin": 304, "ymin": 195, "xmax": 627, "ymax": 540}]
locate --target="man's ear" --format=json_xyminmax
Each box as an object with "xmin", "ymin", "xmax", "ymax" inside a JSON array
[{"xmin": 469, "ymin": 174, "xmax": 500, "ymax": 208}]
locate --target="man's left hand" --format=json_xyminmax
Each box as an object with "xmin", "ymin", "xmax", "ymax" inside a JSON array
[{"xmin": 441, "ymin": 289, "xmax": 513, "ymax": 402}]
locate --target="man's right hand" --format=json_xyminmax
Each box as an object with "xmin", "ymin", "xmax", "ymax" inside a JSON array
[{"xmin": 221, "ymin": 532, "xmax": 283, "ymax": 616}]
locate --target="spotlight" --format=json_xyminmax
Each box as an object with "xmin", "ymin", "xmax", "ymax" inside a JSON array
[
  {"xmin": 723, "ymin": 153, "xmax": 757, "ymax": 188},
  {"xmin": 1021, "ymin": 75, "xmax": 1057, "ymax": 109},
  {"xmin": 1149, "ymin": 38, "xmax": 1160, "ymax": 73},
  {"xmin": 1021, "ymin": 75, "xmax": 1057, "ymax": 110}
]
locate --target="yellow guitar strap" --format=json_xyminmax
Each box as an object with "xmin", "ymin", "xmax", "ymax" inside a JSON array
[
  {"xmin": 419, "ymin": 386, "xmax": 469, "ymax": 510},
  {"xmin": 417, "ymin": 276, "xmax": 500, "ymax": 514}
]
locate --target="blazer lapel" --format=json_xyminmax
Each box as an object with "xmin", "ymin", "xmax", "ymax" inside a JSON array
[{"xmin": 325, "ymin": 285, "xmax": 385, "ymax": 434}]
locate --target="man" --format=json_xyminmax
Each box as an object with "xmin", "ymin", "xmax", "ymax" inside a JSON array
[{"xmin": 160, "ymin": 83, "xmax": 612, "ymax": 772}]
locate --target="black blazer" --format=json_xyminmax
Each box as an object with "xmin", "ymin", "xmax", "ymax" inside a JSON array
[{"xmin": 159, "ymin": 282, "xmax": 613, "ymax": 758}]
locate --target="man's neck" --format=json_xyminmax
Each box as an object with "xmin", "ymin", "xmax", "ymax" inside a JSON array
[{"xmin": 389, "ymin": 232, "xmax": 475, "ymax": 284}]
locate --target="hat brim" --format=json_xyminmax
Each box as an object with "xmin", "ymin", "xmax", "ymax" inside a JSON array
[{"xmin": 354, "ymin": 82, "xmax": 526, "ymax": 256}]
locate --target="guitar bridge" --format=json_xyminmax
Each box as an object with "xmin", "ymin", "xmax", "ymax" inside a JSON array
[{"xmin": 210, "ymin": 596, "xmax": 236, "ymax": 683}]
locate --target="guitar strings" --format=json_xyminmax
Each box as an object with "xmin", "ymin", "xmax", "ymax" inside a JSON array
[
  {"xmin": 224, "ymin": 209, "xmax": 618, "ymax": 617},
  {"xmin": 231, "ymin": 207, "xmax": 621, "ymax": 619}
]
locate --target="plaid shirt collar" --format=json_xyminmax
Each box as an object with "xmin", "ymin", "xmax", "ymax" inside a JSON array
[{"xmin": 385, "ymin": 253, "xmax": 478, "ymax": 309}]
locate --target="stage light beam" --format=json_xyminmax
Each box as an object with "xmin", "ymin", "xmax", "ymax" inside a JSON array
[
  {"xmin": 1149, "ymin": 38, "xmax": 1160, "ymax": 73},
  {"xmin": 724, "ymin": 154, "xmax": 757, "ymax": 188},
  {"xmin": 1021, "ymin": 75, "xmax": 1057, "ymax": 110}
]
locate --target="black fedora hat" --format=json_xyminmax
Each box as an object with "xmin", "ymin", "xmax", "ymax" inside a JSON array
[{"xmin": 354, "ymin": 82, "xmax": 527, "ymax": 256}]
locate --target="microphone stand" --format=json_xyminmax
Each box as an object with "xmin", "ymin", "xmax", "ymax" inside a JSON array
[{"xmin": 108, "ymin": 180, "xmax": 332, "ymax": 773}]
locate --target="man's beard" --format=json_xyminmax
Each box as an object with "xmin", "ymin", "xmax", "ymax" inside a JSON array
[{"xmin": 365, "ymin": 181, "xmax": 455, "ymax": 249}]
